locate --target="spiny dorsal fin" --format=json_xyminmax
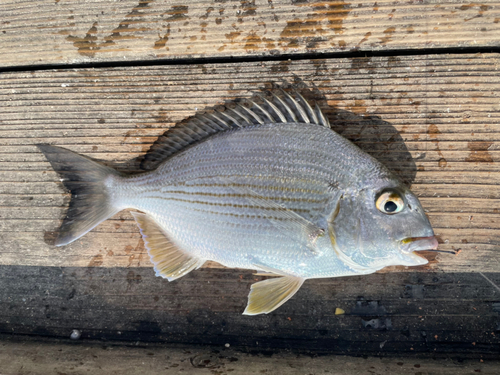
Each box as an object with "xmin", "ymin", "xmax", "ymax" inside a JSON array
[
  {"xmin": 131, "ymin": 212, "xmax": 205, "ymax": 281},
  {"xmin": 140, "ymin": 87, "xmax": 331, "ymax": 170}
]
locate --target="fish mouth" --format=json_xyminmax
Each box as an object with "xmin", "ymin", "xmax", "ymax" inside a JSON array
[
  {"xmin": 397, "ymin": 236, "xmax": 438, "ymax": 266},
  {"xmin": 400, "ymin": 236, "xmax": 439, "ymax": 253}
]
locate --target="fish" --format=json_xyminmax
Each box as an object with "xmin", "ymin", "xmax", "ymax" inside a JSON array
[{"xmin": 38, "ymin": 87, "xmax": 438, "ymax": 315}]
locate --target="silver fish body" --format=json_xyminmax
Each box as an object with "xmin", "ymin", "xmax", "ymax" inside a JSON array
[
  {"xmin": 39, "ymin": 89, "xmax": 438, "ymax": 315},
  {"xmin": 114, "ymin": 122, "xmax": 362, "ymax": 279}
]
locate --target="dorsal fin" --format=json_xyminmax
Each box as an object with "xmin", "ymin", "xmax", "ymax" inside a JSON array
[{"xmin": 140, "ymin": 87, "xmax": 331, "ymax": 170}]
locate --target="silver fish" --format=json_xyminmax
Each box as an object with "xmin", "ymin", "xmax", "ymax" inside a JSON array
[{"xmin": 38, "ymin": 88, "xmax": 438, "ymax": 315}]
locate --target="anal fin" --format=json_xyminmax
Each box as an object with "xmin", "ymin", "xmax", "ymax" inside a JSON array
[
  {"xmin": 243, "ymin": 272, "xmax": 305, "ymax": 315},
  {"xmin": 131, "ymin": 212, "xmax": 204, "ymax": 281}
]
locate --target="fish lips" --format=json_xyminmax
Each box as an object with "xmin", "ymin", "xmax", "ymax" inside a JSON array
[
  {"xmin": 401, "ymin": 236, "xmax": 439, "ymax": 252},
  {"xmin": 399, "ymin": 236, "xmax": 439, "ymax": 266}
]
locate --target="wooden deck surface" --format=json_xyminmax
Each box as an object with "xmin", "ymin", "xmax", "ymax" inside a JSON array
[
  {"xmin": 2, "ymin": 0, "xmax": 500, "ymax": 68},
  {"xmin": 1, "ymin": 0, "xmax": 500, "ymax": 362},
  {"xmin": 2, "ymin": 335, "xmax": 500, "ymax": 375}
]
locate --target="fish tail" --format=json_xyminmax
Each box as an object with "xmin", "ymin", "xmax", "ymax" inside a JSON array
[{"xmin": 37, "ymin": 145, "xmax": 122, "ymax": 246}]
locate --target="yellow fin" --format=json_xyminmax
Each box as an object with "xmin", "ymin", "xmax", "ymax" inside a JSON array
[
  {"xmin": 131, "ymin": 212, "xmax": 204, "ymax": 281},
  {"xmin": 243, "ymin": 275, "xmax": 304, "ymax": 315}
]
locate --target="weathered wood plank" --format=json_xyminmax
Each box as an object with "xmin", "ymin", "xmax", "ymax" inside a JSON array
[
  {"xmin": 1, "ymin": 266, "xmax": 499, "ymax": 356},
  {"xmin": 2, "ymin": 337, "xmax": 499, "ymax": 375},
  {"xmin": 1, "ymin": 0, "xmax": 500, "ymax": 67},
  {"xmin": 0, "ymin": 53, "xmax": 499, "ymax": 272}
]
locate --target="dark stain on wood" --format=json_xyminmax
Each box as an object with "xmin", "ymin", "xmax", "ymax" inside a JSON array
[
  {"xmin": 380, "ymin": 26, "xmax": 396, "ymax": 44},
  {"xmin": 279, "ymin": 1, "xmax": 350, "ymax": 48},
  {"xmin": 102, "ymin": 0, "xmax": 154, "ymax": 46},
  {"xmin": 466, "ymin": 142, "xmax": 493, "ymax": 163},
  {"xmin": 270, "ymin": 60, "xmax": 290, "ymax": 73},
  {"xmin": 153, "ymin": 24, "xmax": 171, "ymax": 49},
  {"xmin": 126, "ymin": 270, "xmax": 143, "ymax": 286},
  {"xmin": 164, "ymin": 5, "xmax": 189, "ymax": 22},
  {"xmin": 356, "ymin": 31, "xmax": 372, "ymax": 48},
  {"xmin": 88, "ymin": 255, "xmax": 104, "ymax": 267},
  {"xmin": 237, "ymin": 0, "xmax": 257, "ymax": 22},
  {"xmin": 322, "ymin": 1, "xmax": 351, "ymax": 35},
  {"xmin": 243, "ymin": 31, "xmax": 262, "ymax": 51},
  {"xmin": 43, "ymin": 231, "xmax": 58, "ymax": 246},
  {"xmin": 153, "ymin": 5, "xmax": 189, "ymax": 50},
  {"xmin": 66, "ymin": 22, "xmax": 100, "ymax": 57},
  {"xmin": 349, "ymin": 56, "xmax": 376, "ymax": 74}
]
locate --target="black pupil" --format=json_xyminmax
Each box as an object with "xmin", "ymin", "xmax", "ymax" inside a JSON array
[{"xmin": 384, "ymin": 201, "xmax": 398, "ymax": 213}]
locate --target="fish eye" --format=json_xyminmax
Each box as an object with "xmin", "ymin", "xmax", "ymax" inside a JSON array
[{"xmin": 376, "ymin": 191, "xmax": 404, "ymax": 215}]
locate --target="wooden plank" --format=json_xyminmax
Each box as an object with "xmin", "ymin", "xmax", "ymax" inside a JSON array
[
  {"xmin": 2, "ymin": 337, "xmax": 500, "ymax": 375},
  {"xmin": 1, "ymin": 266, "xmax": 499, "ymax": 355},
  {"xmin": 1, "ymin": 53, "xmax": 499, "ymax": 272},
  {"xmin": 1, "ymin": 0, "xmax": 500, "ymax": 67}
]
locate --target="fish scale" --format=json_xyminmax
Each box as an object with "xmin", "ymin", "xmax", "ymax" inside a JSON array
[
  {"xmin": 111, "ymin": 123, "xmax": 375, "ymax": 277},
  {"xmin": 38, "ymin": 88, "xmax": 437, "ymax": 315}
]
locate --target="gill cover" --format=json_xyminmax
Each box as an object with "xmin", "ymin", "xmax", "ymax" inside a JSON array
[{"xmin": 328, "ymin": 189, "xmax": 431, "ymax": 270}]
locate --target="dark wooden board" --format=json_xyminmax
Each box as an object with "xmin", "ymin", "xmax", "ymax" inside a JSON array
[{"xmin": 1, "ymin": 266, "xmax": 500, "ymax": 356}]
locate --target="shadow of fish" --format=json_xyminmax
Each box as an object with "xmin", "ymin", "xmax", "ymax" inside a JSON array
[{"xmin": 38, "ymin": 88, "xmax": 438, "ymax": 315}]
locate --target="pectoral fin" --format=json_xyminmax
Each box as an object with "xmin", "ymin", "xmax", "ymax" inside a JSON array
[
  {"xmin": 131, "ymin": 212, "xmax": 204, "ymax": 281},
  {"xmin": 243, "ymin": 275, "xmax": 305, "ymax": 315}
]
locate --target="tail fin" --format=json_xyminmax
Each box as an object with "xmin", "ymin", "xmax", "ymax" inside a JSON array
[{"xmin": 37, "ymin": 145, "xmax": 122, "ymax": 246}]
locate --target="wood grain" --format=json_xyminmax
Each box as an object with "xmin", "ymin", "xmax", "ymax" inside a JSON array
[
  {"xmin": 1, "ymin": 0, "xmax": 500, "ymax": 67},
  {"xmin": 0, "ymin": 53, "xmax": 499, "ymax": 274}
]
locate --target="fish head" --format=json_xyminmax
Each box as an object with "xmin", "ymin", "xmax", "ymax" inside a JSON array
[{"xmin": 330, "ymin": 178, "xmax": 437, "ymax": 272}]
